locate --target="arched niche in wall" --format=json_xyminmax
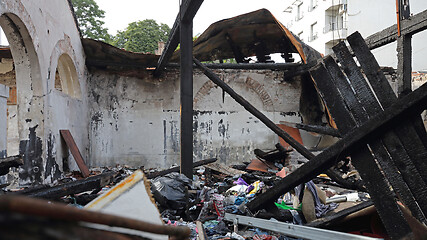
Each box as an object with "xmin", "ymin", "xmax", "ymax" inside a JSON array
[
  {"xmin": 55, "ymin": 53, "xmax": 81, "ymax": 99},
  {"xmin": 0, "ymin": 10, "xmax": 45, "ymax": 185}
]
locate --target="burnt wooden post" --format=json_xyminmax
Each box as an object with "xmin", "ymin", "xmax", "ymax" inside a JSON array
[
  {"xmin": 180, "ymin": 3, "xmax": 194, "ymax": 178},
  {"xmin": 154, "ymin": 0, "xmax": 203, "ymax": 178},
  {"xmin": 396, "ymin": 0, "xmax": 412, "ymax": 96}
]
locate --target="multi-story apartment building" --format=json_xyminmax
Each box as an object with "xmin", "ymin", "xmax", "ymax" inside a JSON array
[{"xmin": 282, "ymin": 0, "xmax": 427, "ymax": 71}]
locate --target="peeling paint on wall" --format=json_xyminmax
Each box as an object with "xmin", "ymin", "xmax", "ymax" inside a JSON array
[
  {"xmin": 44, "ymin": 132, "xmax": 62, "ymax": 183},
  {"xmin": 88, "ymin": 69, "xmax": 302, "ymax": 169}
]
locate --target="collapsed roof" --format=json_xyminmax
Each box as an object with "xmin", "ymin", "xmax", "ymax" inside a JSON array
[{"xmin": 81, "ymin": 8, "xmax": 320, "ymax": 76}]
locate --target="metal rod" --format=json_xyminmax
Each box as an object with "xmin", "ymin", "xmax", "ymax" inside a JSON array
[
  {"xmin": 0, "ymin": 195, "xmax": 191, "ymax": 239},
  {"xmin": 224, "ymin": 213, "xmax": 376, "ymax": 240}
]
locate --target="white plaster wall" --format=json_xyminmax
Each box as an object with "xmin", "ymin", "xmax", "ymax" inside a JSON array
[
  {"xmin": 0, "ymin": 0, "xmax": 88, "ymax": 184},
  {"xmin": 88, "ymin": 69, "xmax": 302, "ymax": 169}
]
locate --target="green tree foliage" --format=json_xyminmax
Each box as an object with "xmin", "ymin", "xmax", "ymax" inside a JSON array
[
  {"xmin": 71, "ymin": 0, "xmax": 111, "ymax": 42},
  {"xmin": 112, "ymin": 19, "xmax": 170, "ymax": 53}
]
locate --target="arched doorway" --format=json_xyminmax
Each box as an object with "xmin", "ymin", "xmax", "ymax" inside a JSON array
[{"xmin": 0, "ymin": 12, "xmax": 44, "ymax": 186}]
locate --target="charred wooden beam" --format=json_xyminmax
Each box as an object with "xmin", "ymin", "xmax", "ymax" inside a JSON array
[
  {"xmin": 225, "ymin": 33, "xmax": 247, "ymax": 63},
  {"xmin": 180, "ymin": 2, "xmax": 196, "ymax": 179},
  {"xmin": 245, "ymin": 80, "xmax": 427, "ymax": 220},
  {"xmin": 0, "ymin": 155, "xmax": 23, "ymax": 176},
  {"xmin": 166, "ymin": 62, "xmax": 301, "ymax": 70},
  {"xmin": 365, "ymin": 9, "xmax": 427, "ymax": 50},
  {"xmin": 60, "ymin": 130, "xmax": 90, "ymax": 178},
  {"xmin": 295, "ymin": 123, "xmax": 341, "ymax": 137},
  {"xmin": 396, "ymin": 35, "xmax": 412, "ymax": 96},
  {"xmin": 146, "ymin": 158, "xmax": 217, "ymax": 179},
  {"xmin": 153, "ymin": 0, "xmax": 203, "ymax": 77},
  {"xmin": 14, "ymin": 171, "xmax": 117, "ymax": 200}
]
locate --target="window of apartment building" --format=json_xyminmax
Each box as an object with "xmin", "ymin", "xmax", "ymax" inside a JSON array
[
  {"xmin": 308, "ymin": 0, "xmax": 318, "ymax": 12},
  {"xmin": 310, "ymin": 22, "xmax": 318, "ymax": 42},
  {"xmin": 297, "ymin": 3, "xmax": 303, "ymax": 20},
  {"xmin": 298, "ymin": 31, "xmax": 304, "ymax": 42}
]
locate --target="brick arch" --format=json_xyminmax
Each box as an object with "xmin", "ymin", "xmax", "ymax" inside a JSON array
[
  {"xmin": 49, "ymin": 35, "xmax": 82, "ymax": 98},
  {"xmin": 194, "ymin": 75, "xmax": 274, "ymax": 111}
]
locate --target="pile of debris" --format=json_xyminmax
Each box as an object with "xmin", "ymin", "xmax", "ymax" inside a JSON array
[{"xmin": 0, "ymin": 143, "xmax": 382, "ymax": 240}]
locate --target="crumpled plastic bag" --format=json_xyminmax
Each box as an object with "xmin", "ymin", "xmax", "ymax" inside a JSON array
[{"xmin": 151, "ymin": 172, "xmax": 192, "ymax": 210}]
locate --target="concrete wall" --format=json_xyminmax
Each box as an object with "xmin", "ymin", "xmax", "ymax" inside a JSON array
[
  {"xmin": 88, "ymin": 69, "xmax": 302, "ymax": 169},
  {"xmin": 0, "ymin": 0, "xmax": 88, "ymax": 185}
]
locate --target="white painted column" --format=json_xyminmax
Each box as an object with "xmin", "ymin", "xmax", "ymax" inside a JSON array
[{"xmin": 0, "ymin": 84, "xmax": 9, "ymax": 158}]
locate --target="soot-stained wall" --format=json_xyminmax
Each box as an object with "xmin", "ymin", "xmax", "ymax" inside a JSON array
[{"xmin": 88, "ymin": 68, "xmax": 302, "ymax": 169}]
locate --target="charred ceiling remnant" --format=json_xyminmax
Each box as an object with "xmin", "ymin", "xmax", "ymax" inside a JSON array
[
  {"xmin": 82, "ymin": 39, "xmax": 160, "ymax": 78},
  {"xmin": 170, "ymin": 8, "xmax": 321, "ymax": 64}
]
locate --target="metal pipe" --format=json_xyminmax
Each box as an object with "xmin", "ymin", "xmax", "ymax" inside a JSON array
[
  {"xmin": 0, "ymin": 196, "xmax": 191, "ymax": 239},
  {"xmin": 224, "ymin": 213, "xmax": 376, "ymax": 240}
]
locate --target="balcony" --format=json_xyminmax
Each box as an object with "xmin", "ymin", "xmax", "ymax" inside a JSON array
[
  {"xmin": 324, "ymin": 28, "xmax": 348, "ymax": 44},
  {"xmin": 325, "ymin": 0, "xmax": 347, "ymax": 11}
]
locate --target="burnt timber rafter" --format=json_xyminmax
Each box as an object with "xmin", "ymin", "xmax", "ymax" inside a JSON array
[
  {"xmin": 153, "ymin": 0, "xmax": 203, "ymax": 77},
  {"xmin": 166, "ymin": 62, "xmax": 301, "ymax": 70},
  {"xmin": 365, "ymin": 8, "xmax": 427, "ymax": 50},
  {"xmin": 245, "ymin": 80, "xmax": 427, "ymax": 213}
]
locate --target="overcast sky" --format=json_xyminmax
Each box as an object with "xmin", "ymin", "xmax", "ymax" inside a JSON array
[{"xmin": 96, "ymin": 0, "xmax": 286, "ymax": 36}]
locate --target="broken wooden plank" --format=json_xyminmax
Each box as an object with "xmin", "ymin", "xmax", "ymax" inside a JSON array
[
  {"xmin": 195, "ymin": 221, "xmax": 208, "ymax": 240},
  {"xmin": 146, "ymin": 158, "xmax": 217, "ymax": 179},
  {"xmin": 205, "ymin": 162, "xmax": 246, "ymax": 176},
  {"xmin": 60, "ymin": 130, "xmax": 90, "ymax": 178},
  {"xmin": 0, "ymin": 155, "xmax": 23, "ymax": 175},
  {"xmin": 306, "ymin": 201, "xmax": 374, "ymax": 228},
  {"xmin": 17, "ymin": 171, "xmax": 117, "ymax": 200}
]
